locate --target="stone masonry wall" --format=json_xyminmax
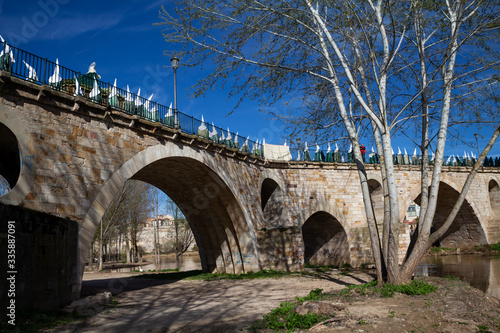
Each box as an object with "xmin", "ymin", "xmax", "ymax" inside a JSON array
[
  {"xmin": 1, "ymin": 73, "xmax": 500, "ymax": 310},
  {"xmin": 0, "ymin": 203, "xmax": 78, "ymax": 311}
]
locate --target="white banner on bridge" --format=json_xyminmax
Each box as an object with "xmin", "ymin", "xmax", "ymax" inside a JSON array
[{"xmin": 263, "ymin": 143, "xmax": 292, "ymax": 161}]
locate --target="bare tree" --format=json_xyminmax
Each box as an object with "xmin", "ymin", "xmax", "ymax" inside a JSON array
[
  {"xmin": 94, "ymin": 180, "xmax": 152, "ymax": 269},
  {"xmin": 149, "ymin": 186, "xmax": 162, "ymax": 267},
  {"xmin": 165, "ymin": 198, "xmax": 195, "ymax": 269},
  {"xmin": 126, "ymin": 181, "xmax": 151, "ymax": 262},
  {"xmin": 95, "ymin": 185, "xmax": 127, "ymax": 271},
  {"xmin": 158, "ymin": 0, "xmax": 500, "ymax": 284}
]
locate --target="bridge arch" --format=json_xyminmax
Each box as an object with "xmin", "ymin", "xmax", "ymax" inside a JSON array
[
  {"xmin": 78, "ymin": 142, "xmax": 260, "ymax": 283},
  {"xmin": 258, "ymin": 170, "xmax": 286, "ymax": 225},
  {"xmin": 295, "ymin": 198, "xmax": 350, "ymax": 266},
  {"xmin": 489, "ymin": 178, "xmax": 500, "ymax": 217},
  {"xmin": 367, "ymin": 177, "xmax": 384, "ymax": 224},
  {"xmin": 407, "ymin": 178, "xmax": 487, "ymax": 247},
  {"xmin": 0, "ymin": 108, "xmax": 36, "ymax": 204},
  {"xmin": 0, "ymin": 122, "xmax": 20, "ymax": 192}
]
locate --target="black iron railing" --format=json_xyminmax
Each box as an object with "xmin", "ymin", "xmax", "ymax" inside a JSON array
[
  {"xmin": 298, "ymin": 146, "xmax": 500, "ymax": 167},
  {"xmin": 0, "ymin": 42, "xmax": 262, "ymax": 157}
]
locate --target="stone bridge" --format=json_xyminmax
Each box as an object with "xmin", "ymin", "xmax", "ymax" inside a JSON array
[{"xmin": 1, "ymin": 71, "xmax": 500, "ymax": 310}]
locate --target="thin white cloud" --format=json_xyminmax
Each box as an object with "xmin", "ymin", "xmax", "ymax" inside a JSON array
[
  {"xmin": 122, "ymin": 23, "xmax": 158, "ymax": 33},
  {"xmin": 41, "ymin": 14, "xmax": 124, "ymax": 40},
  {"xmin": 145, "ymin": 0, "xmax": 166, "ymax": 12},
  {"xmin": 0, "ymin": 8, "xmax": 127, "ymax": 45}
]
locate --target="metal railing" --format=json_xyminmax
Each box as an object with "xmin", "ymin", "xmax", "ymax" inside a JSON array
[
  {"xmin": 1, "ymin": 41, "xmax": 498, "ymax": 167},
  {"xmin": 0, "ymin": 41, "xmax": 263, "ymax": 157},
  {"xmin": 297, "ymin": 146, "xmax": 499, "ymax": 167}
]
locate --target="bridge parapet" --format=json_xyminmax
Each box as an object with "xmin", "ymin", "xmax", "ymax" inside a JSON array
[{"xmin": 2, "ymin": 43, "xmax": 499, "ymax": 167}]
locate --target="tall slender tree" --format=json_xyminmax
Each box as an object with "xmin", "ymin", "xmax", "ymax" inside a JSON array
[
  {"xmin": 94, "ymin": 180, "xmax": 152, "ymax": 269},
  {"xmin": 159, "ymin": 0, "xmax": 500, "ymax": 283}
]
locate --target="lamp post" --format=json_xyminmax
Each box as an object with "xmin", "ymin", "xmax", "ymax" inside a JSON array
[
  {"xmin": 171, "ymin": 57, "xmax": 179, "ymax": 128},
  {"xmin": 474, "ymin": 133, "xmax": 479, "ymax": 157}
]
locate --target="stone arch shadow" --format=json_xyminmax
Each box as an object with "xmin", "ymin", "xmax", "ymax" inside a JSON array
[
  {"xmin": 257, "ymin": 170, "xmax": 287, "ymax": 226},
  {"xmin": 365, "ymin": 173, "xmax": 385, "ymax": 225},
  {"xmin": 405, "ymin": 177, "xmax": 488, "ymax": 247},
  {"xmin": 295, "ymin": 199, "xmax": 351, "ymax": 267},
  {"xmin": 0, "ymin": 108, "xmax": 37, "ymax": 205},
  {"xmin": 488, "ymin": 176, "xmax": 500, "ymax": 218},
  {"xmin": 78, "ymin": 142, "xmax": 260, "ymax": 288}
]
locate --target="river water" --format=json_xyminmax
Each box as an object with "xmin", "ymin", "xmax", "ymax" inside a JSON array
[
  {"xmin": 415, "ymin": 254, "xmax": 500, "ymax": 299},
  {"xmin": 107, "ymin": 254, "xmax": 202, "ymax": 273}
]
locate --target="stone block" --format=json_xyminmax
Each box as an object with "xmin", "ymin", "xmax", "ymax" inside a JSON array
[
  {"xmin": 59, "ymin": 154, "xmax": 72, "ymax": 163},
  {"xmin": 82, "ymin": 146, "xmax": 96, "ymax": 154}
]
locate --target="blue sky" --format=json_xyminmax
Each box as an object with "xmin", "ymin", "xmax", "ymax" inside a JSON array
[{"xmin": 0, "ymin": 0, "xmax": 498, "ymax": 158}]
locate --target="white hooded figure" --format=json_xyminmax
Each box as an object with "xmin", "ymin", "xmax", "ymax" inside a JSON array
[
  {"xmin": 197, "ymin": 115, "xmax": 209, "ymax": 139},
  {"xmin": 48, "ymin": 58, "xmax": 62, "ymax": 87}
]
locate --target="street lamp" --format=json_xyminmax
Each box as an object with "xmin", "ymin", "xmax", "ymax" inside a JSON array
[
  {"xmin": 171, "ymin": 57, "xmax": 180, "ymax": 128},
  {"xmin": 474, "ymin": 133, "xmax": 479, "ymax": 157}
]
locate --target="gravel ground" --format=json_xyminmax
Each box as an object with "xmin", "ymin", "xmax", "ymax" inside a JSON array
[{"xmin": 47, "ymin": 271, "xmax": 500, "ymax": 333}]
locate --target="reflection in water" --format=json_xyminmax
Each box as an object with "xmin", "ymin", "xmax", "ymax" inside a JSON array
[
  {"xmin": 105, "ymin": 254, "xmax": 202, "ymax": 273},
  {"xmin": 415, "ymin": 254, "xmax": 500, "ymax": 299}
]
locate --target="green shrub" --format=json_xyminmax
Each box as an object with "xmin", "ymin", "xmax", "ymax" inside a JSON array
[
  {"xmin": 345, "ymin": 279, "xmax": 437, "ymax": 298},
  {"xmin": 261, "ymin": 300, "xmax": 329, "ymax": 332},
  {"xmin": 251, "ymin": 289, "xmax": 331, "ymax": 332},
  {"xmin": 296, "ymin": 288, "xmax": 325, "ymax": 302},
  {"xmin": 430, "ymin": 247, "xmax": 455, "ymax": 253},
  {"xmin": 340, "ymin": 262, "xmax": 352, "ymax": 269},
  {"xmin": 394, "ymin": 279, "xmax": 438, "ymax": 296}
]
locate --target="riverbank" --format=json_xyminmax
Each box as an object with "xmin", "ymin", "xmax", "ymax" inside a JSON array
[
  {"xmin": 37, "ymin": 270, "xmax": 500, "ymax": 333},
  {"xmin": 426, "ymin": 243, "xmax": 500, "ymax": 256}
]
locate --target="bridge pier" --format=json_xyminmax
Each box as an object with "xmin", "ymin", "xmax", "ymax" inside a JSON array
[{"xmin": 0, "ymin": 203, "xmax": 79, "ymax": 311}]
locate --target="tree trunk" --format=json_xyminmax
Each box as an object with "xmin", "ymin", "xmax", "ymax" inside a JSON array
[
  {"xmin": 89, "ymin": 240, "xmax": 94, "ymax": 271},
  {"xmin": 98, "ymin": 229, "xmax": 103, "ymax": 271},
  {"xmin": 126, "ymin": 236, "xmax": 131, "ymax": 264}
]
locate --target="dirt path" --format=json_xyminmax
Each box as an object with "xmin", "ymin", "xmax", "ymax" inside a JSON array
[
  {"xmin": 48, "ymin": 271, "xmax": 500, "ymax": 333},
  {"xmin": 50, "ymin": 271, "xmax": 373, "ymax": 333}
]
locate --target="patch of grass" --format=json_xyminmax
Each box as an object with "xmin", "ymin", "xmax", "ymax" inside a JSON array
[
  {"xmin": 134, "ymin": 268, "xmax": 180, "ymax": 273},
  {"xmin": 474, "ymin": 242, "xmax": 500, "ymax": 252},
  {"xmin": 135, "ymin": 269, "xmax": 204, "ymax": 280},
  {"xmin": 135, "ymin": 269, "xmax": 302, "ymax": 281},
  {"xmin": 477, "ymin": 324, "xmax": 491, "ymax": 333},
  {"xmin": 340, "ymin": 262, "xmax": 352, "ymax": 269},
  {"xmin": 444, "ymin": 275, "xmax": 460, "ymax": 281},
  {"xmin": 430, "ymin": 247, "xmax": 456, "ymax": 253},
  {"xmin": 392, "ymin": 279, "xmax": 438, "ymax": 296},
  {"xmin": 250, "ymin": 289, "xmax": 330, "ymax": 332},
  {"xmin": 0, "ymin": 308, "xmax": 85, "ymax": 333},
  {"xmin": 388, "ymin": 310, "xmax": 395, "ymax": 318},
  {"xmin": 347, "ymin": 280, "xmax": 378, "ymax": 295},
  {"xmin": 304, "ymin": 263, "xmax": 338, "ymax": 271},
  {"xmin": 295, "ymin": 288, "xmax": 325, "ymax": 303},
  {"xmin": 344, "ymin": 279, "xmax": 437, "ymax": 298}
]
